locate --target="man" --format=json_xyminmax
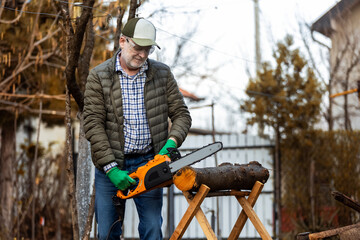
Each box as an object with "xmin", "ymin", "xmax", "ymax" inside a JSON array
[{"xmin": 83, "ymin": 17, "xmax": 191, "ymax": 240}]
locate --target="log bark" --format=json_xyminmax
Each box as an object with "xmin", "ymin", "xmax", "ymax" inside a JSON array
[
  {"xmin": 297, "ymin": 223, "xmax": 360, "ymax": 240},
  {"xmin": 173, "ymin": 161, "xmax": 269, "ymax": 192},
  {"xmin": 332, "ymin": 191, "xmax": 360, "ymax": 213},
  {"xmin": 339, "ymin": 226, "xmax": 360, "ymax": 240}
]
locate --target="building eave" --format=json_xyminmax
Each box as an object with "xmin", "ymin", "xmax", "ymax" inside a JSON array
[
  {"xmin": 311, "ymin": 0, "xmax": 360, "ymax": 37},
  {"xmin": 179, "ymin": 88, "xmax": 204, "ymax": 102}
]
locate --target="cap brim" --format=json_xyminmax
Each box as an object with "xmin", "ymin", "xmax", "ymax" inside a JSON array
[{"xmin": 132, "ymin": 38, "xmax": 161, "ymax": 49}]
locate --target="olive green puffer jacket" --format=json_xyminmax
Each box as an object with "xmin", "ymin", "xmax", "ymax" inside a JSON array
[{"xmin": 83, "ymin": 51, "xmax": 192, "ymax": 170}]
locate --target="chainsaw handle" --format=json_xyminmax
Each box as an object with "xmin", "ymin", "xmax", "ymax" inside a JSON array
[
  {"xmin": 116, "ymin": 154, "xmax": 170, "ymax": 199},
  {"xmin": 116, "ymin": 171, "xmax": 144, "ymax": 199}
]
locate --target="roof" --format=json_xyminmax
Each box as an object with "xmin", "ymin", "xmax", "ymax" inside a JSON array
[
  {"xmin": 311, "ymin": 0, "xmax": 360, "ymax": 37},
  {"xmin": 188, "ymin": 127, "xmax": 232, "ymax": 135},
  {"xmin": 179, "ymin": 88, "xmax": 204, "ymax": 102}
]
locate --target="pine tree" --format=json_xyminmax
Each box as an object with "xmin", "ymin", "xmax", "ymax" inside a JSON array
[{"xmin": 242, "ymin": 35, "xmax": 323, "ymax": 139}]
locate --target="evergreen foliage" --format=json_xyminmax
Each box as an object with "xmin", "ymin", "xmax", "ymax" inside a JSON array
[{"xmin": 242, "ymin": 35, "xmax": 323, "ymax": 138}]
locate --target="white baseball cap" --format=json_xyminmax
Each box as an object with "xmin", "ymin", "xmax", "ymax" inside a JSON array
[{"xmin": 122, "ymin": 18, "xmax": 160, "ymax": 49}]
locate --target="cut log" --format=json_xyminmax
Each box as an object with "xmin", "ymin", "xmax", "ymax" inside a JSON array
[
  {"xmin": 332, "ymin": 191, "xmax": 360, "ymax": 213},
  {"xmin": 339, "ymin": 226, "xmax": 360, "ymax": 240},
  {"xmin": 297, "ymin": 223, "xmax": 360, "ymax": 240},
  {"xmin": 173, "ymin": 161, "xmax": 269, "ymax": 192}
]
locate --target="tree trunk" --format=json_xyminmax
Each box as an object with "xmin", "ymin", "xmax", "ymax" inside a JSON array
[
  {"xmin": 113, "ymin": 7, "xmax": 125, "ymax": 53},
  {"xmin": 275, "ymin": 125, "xmax": 282, "ymax": 238},
  {"xmin": 65, "ymin": 86, "xmax": 79, "ymax": 240},
  {"xmin": 173, "ymin": 161, "xmax": 269, "ymax": 192},
  {"xmin": 328, "ymin": 82, "xmax": 333, "ymax": 130},
  {"xmin": 0, "ymin": 119, "xmax": 15, "ymax": 239},
  {"xmin": 128, "ymin": 0, "xmax": 139, "ymax": 20},
  {"xmin": 344, "ymin": 94, "xmax": 350, "ymax": 130},
  {"xmin": 310, "ymin": 159, "xmax": 316, "ymax": 230},
  {"xmin": 55, "ymin": 147, "xmax": 67, "ymax": 240},
  {"xmin": 78, "ymin": 17, "xmax": 94, "ymax": 94},
  {"xmin": 76, "ymin": 113, "xmax": 92, "ymax": 239},
  {"xmin": 81, "ymin": 183, "xmax": 96, "ymax": 240}
]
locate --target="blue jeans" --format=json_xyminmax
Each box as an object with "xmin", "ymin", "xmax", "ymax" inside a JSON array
[{"xmin": 95, "ymin": 152, "xmax": 163, "ymax": 240}]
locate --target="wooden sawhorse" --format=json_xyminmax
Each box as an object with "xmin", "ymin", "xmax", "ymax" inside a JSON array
[{"xmin": 170, "ymin": 181, "xmax": 272, "ymax": 240}]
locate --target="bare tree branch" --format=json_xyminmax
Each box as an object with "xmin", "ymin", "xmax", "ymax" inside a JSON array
[
  {"xmin": 0, "ymin": 10, "xmax": 61, "ymax": 92},
  {"xmin": 54, "ymin": 0, "xmax": 95, "ymax": 111},
  {"xmin": 0, "ymin": 0, "xmax": 43, "ymax": 92},
  {"xmin": 78, "ymin": 18, "xmax": 95, "ymax": 93},
  {"xmin": 310, "ymin": 30, "xmax": 330, "ymax": 50},
  {"xmin": 128, "ymin": 0, "xmax": 140, "ymax": 20},
  {"xmin": 0, "ymin": 0, "xmax": 29, "ymax": 24},
  {"xmin": 113, "ymin": 7, "xmax": 125, "ymax": 53},
  {"xmin": 0, "ymin": 92, "xmax": 68, "ymax": 101},
  {"xmin": 0, "ymin": 49, "xmax": 59, "ymax": 92},
  {"xmin": 0, "ymin": 99, "xmax": 66, "ymax": 115},
  {"xmin": 300, "ymin": 23, "xmax": 326, "ymax": 84}
]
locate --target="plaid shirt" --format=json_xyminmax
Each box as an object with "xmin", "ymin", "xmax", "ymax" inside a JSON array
[{"xmin": 115, "ymin": 52, "xmax": 152, "ymax": 155}]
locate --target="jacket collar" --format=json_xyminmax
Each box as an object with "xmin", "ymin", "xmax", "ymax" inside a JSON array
[
  {"xmin": 145, "ymin": 59, "xmax": 155, "ymax": 82},
  {"xmin": 111, "ymin": 48, "xmax": 155, "ymax": 81}
]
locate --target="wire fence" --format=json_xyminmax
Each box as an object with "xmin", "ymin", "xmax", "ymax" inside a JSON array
[{"xmin": 279, "ymin": 130, "xmax": 360, "ymax": 240}]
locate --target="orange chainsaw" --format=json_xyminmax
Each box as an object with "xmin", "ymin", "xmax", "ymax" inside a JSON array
[{"xmin": 116, "ymin": 142, "xmax": 223, "ymax": 199}]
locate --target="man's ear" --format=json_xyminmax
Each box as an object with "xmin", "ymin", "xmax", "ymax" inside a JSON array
[{"xmin": 119, "ymin": 37, "xmax": 126, "ymax": 49}]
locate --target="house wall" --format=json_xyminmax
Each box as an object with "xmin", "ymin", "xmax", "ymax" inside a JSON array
[
  {"xmin": 16, "ymin": 118, "xmax": 68, "ymax": 154},
  {"xmin": 329, "ymin": 2, "xmax": 360, "ymax": 130}
]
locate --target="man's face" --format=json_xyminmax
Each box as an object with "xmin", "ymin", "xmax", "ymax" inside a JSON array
[{"xmin": 119, "ymin": 37, "xmax": 153, "ymax": 70}]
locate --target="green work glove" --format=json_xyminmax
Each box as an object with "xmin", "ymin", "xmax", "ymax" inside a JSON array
[
  {"xmin": 106, "ymin": 167, "xmax": 136, "ymax": 191},
  {"xmin": 158, "ymin": 139, "xmax": 177, "ymax": 157}
]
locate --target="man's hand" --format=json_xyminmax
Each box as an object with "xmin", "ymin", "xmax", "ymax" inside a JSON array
[
  {"xmin": 106, "ymin": 168, "xmax": 136, "ymax": 190},
  {"xmin": 158, "ymin": 138, "xmax": 177, "ymax": 157}
]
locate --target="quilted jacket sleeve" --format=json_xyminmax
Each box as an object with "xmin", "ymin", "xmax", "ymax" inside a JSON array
[
  {"xmin": 83, "ymin": 69, "xmax": 116, "ymax": 168},
  {"xmin": 166, "ymin": 71, "xmax": 192, "ymax": 147}
]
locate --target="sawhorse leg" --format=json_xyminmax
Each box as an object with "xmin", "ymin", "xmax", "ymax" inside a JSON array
[
  {"xmin": 170, "ymin": 184, "xmax": 212, "ymax": 240},
  {"xmin": 228, "ymin": 181, "xmax": 272, "ymax": 240},
  {"xmin": 183, "ymin": 191, "xmax": 217, "ymax": 240}
]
